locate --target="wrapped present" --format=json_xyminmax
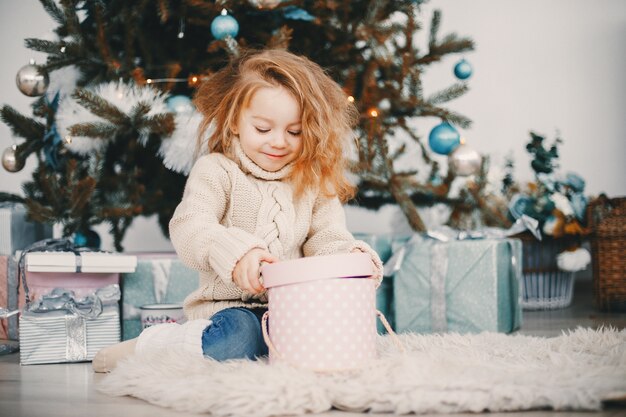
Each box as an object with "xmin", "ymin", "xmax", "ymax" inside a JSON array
[
  {"xmin": 393, "ymin": 235, "xmax": 522, "ymax": 334},
  {"xmin": 19, "ymin": 285, "xmax": 121, "ymax": 365},
  {"xmin": 0, "ymin": 203, "xmax": 52, "ymax": 256},
  {"xmin": 353, "ymin": 233, "xmax": 411, "ymax": 334},
  {"xmin": 25, "ymin": 249, "xmax": 137, "ymax": 302},
  {"xmin": 0, "ymin": 255, "xmax": 22, "ymax": 341},
  {"xmin": 121, "ymin": 253, "xmax": 199, "ymax": 340}
]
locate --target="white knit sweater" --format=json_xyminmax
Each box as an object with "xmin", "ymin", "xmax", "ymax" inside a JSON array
[{"xmin": 169, "ymin": 140, "xmax": 383, "ymax": 320}]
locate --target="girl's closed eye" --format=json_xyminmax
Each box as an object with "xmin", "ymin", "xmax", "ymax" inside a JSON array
[
  {"xmin": 288, "ymin": 130, "xmax": 302, "ymax": 136},
  {"xmin": 255, "ymin": 127, "xmax": 270, "ymax": 134}
]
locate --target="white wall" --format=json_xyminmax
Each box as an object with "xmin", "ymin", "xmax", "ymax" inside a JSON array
[
  {"xmin": 416, "ymin": 0, "xmax": 626, "ymax": 197},
  {"xmin": 0, "ymin": 0, "xmax": 624, "ymax": 251}
]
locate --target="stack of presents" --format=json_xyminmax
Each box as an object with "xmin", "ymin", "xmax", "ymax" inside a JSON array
[{"xmin": 1, "ymin": 202, "xmax": 523, "ymax": 365}]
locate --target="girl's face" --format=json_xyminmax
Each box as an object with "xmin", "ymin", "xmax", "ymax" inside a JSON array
[{"xmin": 235, "ymin": 85, "xmax": 303, "ymax": 172}]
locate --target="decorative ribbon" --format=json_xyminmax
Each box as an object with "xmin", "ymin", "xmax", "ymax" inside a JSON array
[
  {"xmin": 18, "ymin": 238, "xmax": 75, "ymax": 304},
  {"xmin": 65, "ymin": 315, "xmax": 87, "ymax": 361},
  {"xmin": 26, "ymin": 284, "xmax": 120, "ymax": 319},
  {"xmin": 430, "ymin": 244, "xmax": 448, "ymax": 332},
  {"xmin": 151, "ymin": 258, "xmax": 173, "ymax": 304}
]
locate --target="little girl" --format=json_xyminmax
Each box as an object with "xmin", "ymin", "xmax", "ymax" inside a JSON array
[{"xmin": 93, "ymin": 49, "xmax": 383, "ymax": 372}]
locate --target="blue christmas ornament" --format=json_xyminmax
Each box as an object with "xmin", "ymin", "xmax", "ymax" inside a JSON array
[
  {"xmin": 454, "ymin": 58, "xmax": 473, "ymax": 80},
  {"xmin": 73, "ymin": 229, "xmax": 101, "ymax": 249},
  {"xmin": 428, "ymin": 121, "xmax": 460, "ymax": 155},
  {"xmin": 211, "ymin": 9, "xmax": 239, "ymax": 40},
  {"xmin": 283, "ymin": 6, "xmax": 315, "ymax": 21},
  {"xmin": 166, "ymin": 95, "xmax": 194, "ymax": 114}
]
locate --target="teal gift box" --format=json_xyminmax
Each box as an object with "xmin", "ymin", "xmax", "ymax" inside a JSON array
[
  {"xmin": 393, "ymin": 236, "xmax": 522, "ymax": 334},
  {"xmin": 353, "ymin": 233, "xmax": 411, "ymax": 334},
  {"xmin": 121, "ymin": 254, "xmax": 199, "ymax": 340}
]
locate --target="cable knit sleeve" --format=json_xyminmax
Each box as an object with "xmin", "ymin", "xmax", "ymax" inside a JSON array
[
  {"xmin": 169, "ymin": 155, "xmax": 268, "ymax": 283},
  {"xmin": 302, "ymin": 193, "xmax": 384, "ymax": 285}
]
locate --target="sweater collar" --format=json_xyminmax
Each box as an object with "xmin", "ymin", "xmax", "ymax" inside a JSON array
[{"xmin": 232, "ymin": 138, "xmax": 293, "ymax": 181}]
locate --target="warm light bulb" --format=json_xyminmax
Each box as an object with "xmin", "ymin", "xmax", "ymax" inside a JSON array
[
  {"xmin": 347, "ymin": 96, "xmax": 355, "ymax": 103},
  {"xmin": 369, "ymin": 109, "xmax": 379, "ymax": 118},
  {"xmin": 221, "ymin": 8, "xmax": 228, "ymax": 16},
  {"xmin": 146, "ymin": 79, "xmax": 153, "ymax": 84},
  {"xmin": 191, "ymin": 76, "xmax": 198, "ymax": 83}
]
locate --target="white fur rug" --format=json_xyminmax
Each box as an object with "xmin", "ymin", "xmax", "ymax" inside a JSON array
[{"xmin": 98, "ymin": 327, "xmax": 626, "ymax": 416}]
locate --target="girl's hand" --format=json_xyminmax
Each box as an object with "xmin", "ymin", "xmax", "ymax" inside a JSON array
[{"xmin": 233, "ymin": 248, "xmax": 278, "ymax": 294}]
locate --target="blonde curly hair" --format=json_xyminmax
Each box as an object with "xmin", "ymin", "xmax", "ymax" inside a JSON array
[{"xmin": 193, "ymin": 49, "xmax": 359, "ymax": 202}]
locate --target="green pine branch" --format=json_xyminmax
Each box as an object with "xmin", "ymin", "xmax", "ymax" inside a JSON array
[
  {"xmin": 426, "ymin": 82, "xmax": 470, "ymax": 105},
  {"xmin": 38, "ymin": 0, "xmax": 65, "ymax": 26},
  {"xmin": 68, "ymin": 122, "xmax": 118, "ymax": 139},
  {"xmin": 72, "ymin": 89, "xmax": 128, "ymax": 124},
  {"xmin": 24, "ymin": 38, "xmax": 63, "ymax": 54},
  {"xmin": 143, "ymin": 113, "xmax": 175, "ymax": 136},
  {"xmin": 0, "ymin": 106, "xmax": 46, "ymax": 141},
  {"xmin": 0, "ymin": 193, "xmax": 25, "ymax": 204}
]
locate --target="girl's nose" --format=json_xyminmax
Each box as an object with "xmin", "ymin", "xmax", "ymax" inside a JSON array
[{"xmin": 269, "ymin": 132, "xmax": 287, "ymax": 148}]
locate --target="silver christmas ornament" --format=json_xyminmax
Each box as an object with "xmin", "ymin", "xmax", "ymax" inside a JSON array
[
  {"xmin": 16, "ymin": 60, "xmax": 49, "ymax": 97},
  {"xmin": 2, "ymin": 145, "xmax": 25, "ymax": 172},
  {"xmin": 449, "ymin": 143, "xmax": 482, "ymax": 176}
]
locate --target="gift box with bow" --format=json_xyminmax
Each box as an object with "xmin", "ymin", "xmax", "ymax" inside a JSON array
[
  {"xmin": 392, "ymin": 234, "xmax": 523, "ymax": 334},
  {"xmin": 19, "ymin": 284, "xmax": 121, "ymax": 365}
]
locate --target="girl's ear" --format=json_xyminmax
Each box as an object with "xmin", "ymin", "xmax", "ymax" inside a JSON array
[{"xmin": 230, "ymin": 123, "xmax": 238, "ymax": 136}]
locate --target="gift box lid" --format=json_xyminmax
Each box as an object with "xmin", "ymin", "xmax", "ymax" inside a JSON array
[
  {"xmin": 26, "ymin": 251, "xmax": 137, "ymax": 273},
  {"xmin": 261, "ymin": 253, "xmax": 373, "ymax": 288}
]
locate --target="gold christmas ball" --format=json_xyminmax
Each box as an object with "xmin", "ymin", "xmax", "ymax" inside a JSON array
[
  {"xmin": 16, "ymin": 61, "xmax": 49, "ymax": 97},
  {"xmin": 2, "ymin": 145, "xmax": 25, "ymax": 172},
  {"xmin": 449, "ymin": 143, "xmax": 482, "ymax": 176}
]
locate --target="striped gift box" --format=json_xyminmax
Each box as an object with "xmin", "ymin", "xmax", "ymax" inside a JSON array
[{"xmin": 19, "ymin": 305, "xmax": 120, "ymax": 365}]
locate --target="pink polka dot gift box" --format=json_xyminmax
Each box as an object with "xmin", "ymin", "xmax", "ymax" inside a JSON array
[{"xmin": 261, "ymin": 253, "xmax": 395, "ymax": 372}]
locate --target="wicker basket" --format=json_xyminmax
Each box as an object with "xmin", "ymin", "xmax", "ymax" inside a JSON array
[
  {"xmin": 588, "ymin": 196, "xmax": 626, "ymax": 311},
  {"xmin": 516, "ymin": 234, "xmax": 580, "ymax": 310}
]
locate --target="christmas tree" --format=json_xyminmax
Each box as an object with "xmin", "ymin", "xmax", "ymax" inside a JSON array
[{"xmin": 1, "ymin": 0, "xmax": 507, "ymax": 250}]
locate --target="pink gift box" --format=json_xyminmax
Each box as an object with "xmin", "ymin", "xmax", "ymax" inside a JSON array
[
  {"xmin": 261, "ymin": 253, "xmax": 379, "ymax": 372},
  {"xmin": 25, "ymin": 271, "xmax": 120, "ymax": 302}
]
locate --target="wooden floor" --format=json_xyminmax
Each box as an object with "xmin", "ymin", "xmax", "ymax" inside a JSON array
[{"xmin": 1, "ymin": 278, "xmax": 625, "ymax": 417}]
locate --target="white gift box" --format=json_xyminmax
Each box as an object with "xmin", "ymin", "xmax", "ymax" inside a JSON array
[
  {"xmin": 19, "ymin": 305, "xmax": 121, "ymax": 365},
  {"xmin": 26, "ymin": 251, "xmax": 137, "ymax": 273}
]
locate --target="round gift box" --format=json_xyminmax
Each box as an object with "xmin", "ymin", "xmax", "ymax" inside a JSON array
[
  {"xmin": 260, "ymin": 253, "xmax": 377, "ymax": 372},
  {"xmin": 140, "ymin": 303, "xmax": 185, "ymax": 329}
]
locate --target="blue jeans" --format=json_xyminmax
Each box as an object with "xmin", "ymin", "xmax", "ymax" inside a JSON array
[{"xmin": 201, "ymin": 307, "xmax": 268, "ymax": 361}]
